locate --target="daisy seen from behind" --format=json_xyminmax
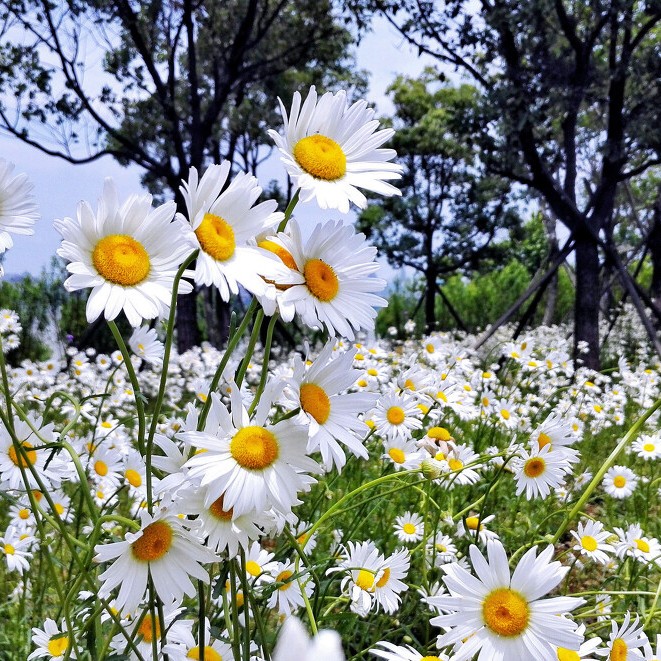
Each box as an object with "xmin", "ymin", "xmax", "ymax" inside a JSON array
[
  {"xmin": 0, "ymin": 159, "xmax": 39, "ymax": 253},
  {"xmin": 94, "ymin": 503, "xmax": 217, "ymax": 614},
  {"xmin": 55, "ymin": 179, "xmax": 193, "ymax": 327},
  {"xmin": 429, "ymin": 539, "xmax": 584, "ymax": 660},
  {"xmin": 268, "ymin": 85, "xmax": 402, "ymax": 213},
  {"xmin": 177, "ymin": 163, "xmax": 288, "ymax": 301}
]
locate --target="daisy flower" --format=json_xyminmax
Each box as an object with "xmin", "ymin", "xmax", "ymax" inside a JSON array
[
  {"xmin": 0, "ymin": 159, "xmax": 39, "ymax": 253},
  {"xmin": 94, "ymin": 504, "xmax": 217, "ymax": 614},
  {"xmin": 243, "ymin": 540, "xmax": 277, "ymax": 586},
  {"xmin": 614, "ymin": 523, "xmax": 661, "ymax": 564},
  {"xmin": 371, "ymin": 641, "xmax": 449, "ymax": 661},
  {"xmin": 284, "ymin": 339, "xmax": 377, "ymax": 470},
  {"xmin": 0, "ymin": 525, "xmax": 33, "ymax": 574},
  {"xmin": 595, "ymin": 612, "xmax": 648, "ymax": 660},
  {"xmin": 268, "ymin": 85, "xmax": 402, "ymax": 213},
  {"xmin": 128, "ymin": 326, "xmax": 164, "ymax": 366},
  {"xmin": 426, "ymin": 533, "xmax": 458, "ymax": 567},
  {"xmin": 166, "ymin": 619, "xmax": 235, "ymax": 661},
  {"xmin": 260, "ymin": 219, "xmax": 387, "ymax": 339},
  {"xmin": 570, "ymin": 520, "xmax": 615, "ymax": 565},
  {"xmin": 513, "ymin": 445, "xmax": 569, "ymax": 500},
  {"xmin": 272, "ymin": 616, "xmax": 344, "ymax": 661},
  {"xmin": 373, "ymin": 392, "xmax": 423, "ymax": 441},
  {"xmin": 383, "ymin": 438, "xmax": 426, "ymax": 470},
  {"xmin": 603, "ymin": 465, "xmax": 638, "ymax": 499},
  {"xmin": 267, "ymin": 559, "xmax": 314, "ymax": 616},
  {"xmin": 394, "ymin": 511, "xmax": 424, "ymax": 543},
  {"xmin": 555, "ymin": 624, "xmax": 601, "ymax": 660},
  {"xmin": 645, "ymin": 634, "xmax": 661, "ymax": 661},
  {"xmin": 456, "ymin": 513, "xmax": 499, "ymax": 544},
  {"xmin": 182, "ymin": 387, "xmax": 319, "ymax": 517},
  {"xmin": 177, "ymin": 163, "xmax": 287, "ymax": 300},
  {"xmin": 430, "ymin": 540, "xmax": 585, "ymax": 660},
  {"xmin": 373, "ymin": 548, "xmax": 410, "ymax": 614},
  {"xmin": 55, "ymin": 178, "xmax": 194, "ymax": 327},
  {"xmin": 28, "ymin": 618, "xmax": 76, "ymax": 661},
  {"xmin": 632, "ymin": 434, "xmax": 661, "ymax": 460}
]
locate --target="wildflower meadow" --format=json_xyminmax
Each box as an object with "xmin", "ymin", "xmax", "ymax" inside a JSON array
[{"xmin": 2, "ymin": 85, "xmax": 661, "ymax": 661}]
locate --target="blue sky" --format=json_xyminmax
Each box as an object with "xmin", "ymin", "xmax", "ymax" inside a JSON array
[{"xmin": 0, "ymin": 16, "xmax": 433, "ymax": 279}]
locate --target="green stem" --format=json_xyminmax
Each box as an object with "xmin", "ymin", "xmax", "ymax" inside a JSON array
[
  {"xmin": 248, "ymin": 312, "xmax": 278, "ymax": 416},
  {"xmin": 551, "ymin": 395, "xmax": 661, "ymax": 544},
  {"xmin": 235, "ymin": 309, "xmax": 265, "ymax": 388},
  {"xmin": 277, "ymin": 189, "xmax": 300, "ymax": 233}
]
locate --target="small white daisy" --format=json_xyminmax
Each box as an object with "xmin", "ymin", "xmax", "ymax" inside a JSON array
[
  {"xmin": 128, "ymin": 326, "xmax": 164, "ymax": 366},
  {"xmin": 0, "ymin": 159, "xmax": 39, "ymax": 253},
  {"xmin": 514, "ymin": 445, "xmax": 569, "ymax": 500},
  {"xmin": 394, "ymin": 512, "xmax": 424, "ymax": 543},
  {"xmin": 28, "ymin": 618, "xmax": 76, "ymax": 661},
  {"xmin": 570, "ymin": 520, "xmax": 615, "ymax": 565},
  {"xmin": 603, "ymin": 465, "xmax": 638, "ymax": 499},
  {"xmin": 595, "ymin": 612, "xmax": 648, "ymax": 660}
]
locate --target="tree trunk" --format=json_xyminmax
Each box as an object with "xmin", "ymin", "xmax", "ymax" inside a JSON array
[
  {"xmin": 574, "ymin": 228, "xmax": 600, "ymax": 369},
  {"xmin": 176, "ymin": 288, "xmax": 200, "ymax": 353},
  {"xmin": 542, "ymin": 214, "xmax": 559, "ymax": 326},
  {"xmin": 424, "ymin": 267, "xmax": 436, "ymax": 333},
  {"xmin": 649, "ymin": 185, "xmax": 661, "ymax": 319},
  {"xmin": 203, "ymin": 287, "xmax": 224, "ymax": 348}
]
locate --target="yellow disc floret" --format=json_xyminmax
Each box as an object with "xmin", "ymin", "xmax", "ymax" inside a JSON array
[
  {"xmin": 610, "ymin": 639, "xmax": 628, "ymax": 661},
  {"xmin": 403, "ymin": 523, "xmax": 416, "ymax": 535},
  {"xmin": 209, "ymin": 495, "xmax": 234, "ymax": 521},
  {"xmin": 47, "ymin": 636, "xmax": 69, "ymax": 657},
  {"xmin": 131, "ymin": 521, "xmax": 173, "ymax": 562},
  {"xmin": 386, "ymin": 406, "xmax": 405, "ymax": 425},
  {"xmin": 482, "ymin": 588, "xmax": 530, "ymax": 637},
  {"xmin": 125, "ymin": 469, "xmax": 142, "ymax": 488},
  {"xmin": 388, "ymin": 448, "xmax": 405, "ymax": 464},
  {"xmin": 581, "ymin": 536, "xmax": 598, "ymax": 552},
  {"xmin": 293, "ymin": 134, "xmax": 347, "ymax": 180},
  {"xmin": 355, "ymin": 569, "xmax": 375, "ymax": 591},
  {"xmin": 557, "ymin": 649, "xmax": 580, "ymax": 661},
  {"xmin": 523, "ymin": 457, "xmax": 546, "ymax": 478},
  {"xmin": 8, "ymin": 442, "xmax": 37, "ymax": 468},
  {"xmin": 187, "ymin": 647, "xmax": 222, "ymax": 661},
  {"xmin": 195, "ymin": 213, "xmax": 236, "ymax": 262},
  {"xmin": 258, "ymin": 239, "xmax": 298, "ymax": 270},
  {"xmin": 277, "ymin": 569, "xmax": 294, "ymax": 590},
  {"xmin": 92, "ymin": 234, "xmax": 150, "ymax": 286},
  {"xmin": 230, "ymin": 426, "xmax": 279, "ymax": 470},
  {"xmin": 537, "ymin": 432, "xmax": 552, "ymax": 449},
  {"xmin": 304, "ymin": 258, "xmax": 339, "ymax": 302},
  {"xmin": 428, "ymin": 426, "xmax": 451, "ymax": 441},
  {"xmin": 613, "ymin": 475, "xmax": 626, "ymax": 488},
  {"xmin": 137, "ymin": 614, "xmax": 160, "ymax": 643},
  {"xmin": 300, "ymin": 382, "xmax": 331, "ymax": 424}
]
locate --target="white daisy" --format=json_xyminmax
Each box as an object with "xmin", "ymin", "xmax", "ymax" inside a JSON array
[
  {"xmin": 632, "ymin": 434, "xmax": 661, "ymax": 460},
  {"xmin": 94, "ymin": 504, "xmax": 217, "ymax": 614},
  {"xmin": 55, "ymin": 178, "xmax": 194, "ymax": 327},
  {"xmin": 0, "ymin": 525, "xmax": 33, "ymax": 574},
  {"xmin": 272, "ymin": 616, "xmax": 344, "ymax": 661},
  {"xmin": 28, "ymin": 618, "xmax": 76, "ymax": 661},
  {"xmin": 181, "ymin": 387, "xmax": 319, "ymax": 517},
  {"xmin": 603, "ymin": 465, "xmax": 638, "ymax": 499},
  {"xmin": 430, "ymin": 540, "xmax": 585, "ymax": 660},
  {"xmin": 373, "ymin": 392, "xmax": 423, "ymax": 441},
  {"xmin": 570, "ymin": 520, "xmax": 615, "ymax": 565},
  {"xmin": 614, "ymin": 523, "xmax": 661, "ymax": 564},
  {"xmin": 371, "ymin": 641, "xmax": 449, "ymax": 661},
  {"xmin": 260, "ymin": 219, "xmax": 387, "ymax": 339},
  {"xmin": 513, "ymin": 445, "xmax": 569, "ymax": 499},
  {"xmin": 268, "ymin": 85, "xmax": 402, "ymax": 213},
  {"xmin": 177, "ymin": 163, "xmax": 287, "ymax": 300},
  {"xmin": 394, "ymin": 511, "xmax": 424, "ymax": 543},
  {"xmin": 373, "ymin": 548, "xmax": 410, "ymax": 614},
  {"xmin": 128, "ymin": 326, "xmax": 164, "ymax": 366},
  {"xmin": 555, "ymin": 624, "xmax": 601, "ymax": 660},
  {"xmin": 267, "ymin": 559, "xmax": 313, "ymax": 616},
  {"xmin": 595, "ymin": 612, "xmax": 648, "ymax": 660},
  {"xmin": 284, "ymin": 339, "xmax": 377, "ymax": 470},
  {"xmin": 0, "ymin": 159, "xmax": 39, "ymax": 253}
]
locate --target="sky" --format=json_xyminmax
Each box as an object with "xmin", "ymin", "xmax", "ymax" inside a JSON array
[{"xmin": 0, "ymin": 16, "xmax": 434, "ymax": 279}]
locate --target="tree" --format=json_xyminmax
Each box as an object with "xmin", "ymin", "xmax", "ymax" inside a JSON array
[
  {"xmin": 349, "ymin": 0, "xmax": 661, "ymax": 368},
  {"xmin": 0, "ymin": 0, "xmax": 363, "ymax": 351},
  {"xmin": 357, "ymin": 70, "xmax": 520, "ymax": 331}
]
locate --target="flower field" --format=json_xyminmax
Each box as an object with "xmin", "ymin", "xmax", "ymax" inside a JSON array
[{"xmin": 1, "ymin": 86, "xmax": 661, "ymax": 660}]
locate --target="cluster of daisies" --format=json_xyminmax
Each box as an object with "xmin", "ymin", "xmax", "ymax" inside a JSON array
[{"xmin": 0, "ymin": 87, "xmax": 660, "ymax": 660}]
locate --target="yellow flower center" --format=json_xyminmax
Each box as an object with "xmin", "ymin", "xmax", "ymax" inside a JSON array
[
  {"xmin": 368, "ymin": 368, "xmax": 379, "ymax": 376},
  {"xmin": 209, "ymin": 495, "xmax": 234, "ymax": 521},
  {"xmin": 465, "ymin": 516, "xmax": 481, "ymax": 531},
  {"xmin": 230, "ymin": 426, "xmax": 279, "ymax": 470},
  {"xmin": 420, "ymin": 658, "xmax": 442, "ymax": 661},
  {"xmin": 388, "ymin": 448, "xmax": 405, "ymax": 464},
  {"xmin": 92, "ymin": 234, "xmax": 150, "ymax": 286},
  {"xmin": 437, "ymin": 391, "xmax": 448, "ymax": 403},
  {"xmin": 355, "ymin": 569, "xmax": 375, "ymax": 591},
  {"xmin": 500, "ymin": 409, "xmax": 511, "ymax": 420},
  {"xmin": 613, "ymin": 475, "xmax": 626, "ymax": 488},
  {"xmin": 482, "ymin": 588, "xmax": 530, "ymax": 637},
  {"xmin": 448, "ymin": 458, "xmax": 463, "ymax": 471},
  {"xmin": 277, "ymin": 569, "xmax": 294, "ymax": 590},
  {"xmin": 386, "ymin": 406, "xmax": 405, "ymax": 425},
  {"xmin": 403, "ymin": 523, "xmax": 416, "ymax": 535},
  {"xmin": 94, "ymin": 460, "xmax": 108, "ymax": 476},
  {"xmin": 125, "ymin": 469, "xmax": 142, "ymax": 488},
  {"xmin": 425, "ymin": 343, "xmax": 435, "ymax": 353},
  {"xmin": 643, "ymin": 443, "xmax": 655, "ymax": 452},
  {"xmin": 47, "ymin": 636, "xmax": 69, "ymax": 656},
  {"xmin": 581, "ymin": 535, "xmax": 598, "ymax": 552},
  {"xmin": 245, "ymin": 560, "xmax": 262, "ymax": 577},
  {"xmin": 131, "ymin": 521, "xmax": 173, "ymax": 562},
  {"xmin": 293, "ymin": 134, "xmax": 347, "ymax": 180},
  {"xmin": 375, "ymin": 567, "xmax": 390, "ymax": 588},
  {"xmin": 300, "ymin": 382, "xmax": 331, "ymax": 424},
  {"xmin": 195, "ymin": 213, "xmax": 236, "ymax": 262},
  {"xmin": 8, "ymin": 442, "xmax": 37, "ymax": 468},
  {"xmin": 54, "ymin": 503, "xmax": 65, "ymax": 516},
  {"xmin": 635, "ymin": 538, "xmax": 650, "ymax": 553},
  {"xmin": 428, "ymin": 426, "xmax": 451, "ymax": 441},
  {"xmin": 187, "ymin": 647, "xmax": 222, "ymax": 661},
  {"xmin": 137, "ymin": 614, "xmax": 160, "ymax": 643},
  {"xmin": 258, "ymin": 239, "xmax": 298, "ymax": 270},
  {"xmin": 537, "ymin": 432, "xmax": 552, "ymax": 449},
  {"xmin": 523, "ymin": 457, "xmax": 545, "ymax": 478},
  {"xmin": 304, "ymin": 258, "xmax": 339, "ymax": 302},
  {"xmin": 18, "ymin": 508, "xmax": 30, "ymax": 520},
  {"xmin": 557, "ymin": 648, "xmax": 580, "ymax": 661},
  {"xmin": 4, "ymin": 543, "xmax": 15, "ymax": 555},
  {"xmin": 610, "ymin": 639, "xmax": 628, "ymax": 661}
]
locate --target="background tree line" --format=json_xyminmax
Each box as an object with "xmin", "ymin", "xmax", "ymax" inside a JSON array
[{"xmin": 0, "ymin": 0, "xmax": 660, "ymax": 368}]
